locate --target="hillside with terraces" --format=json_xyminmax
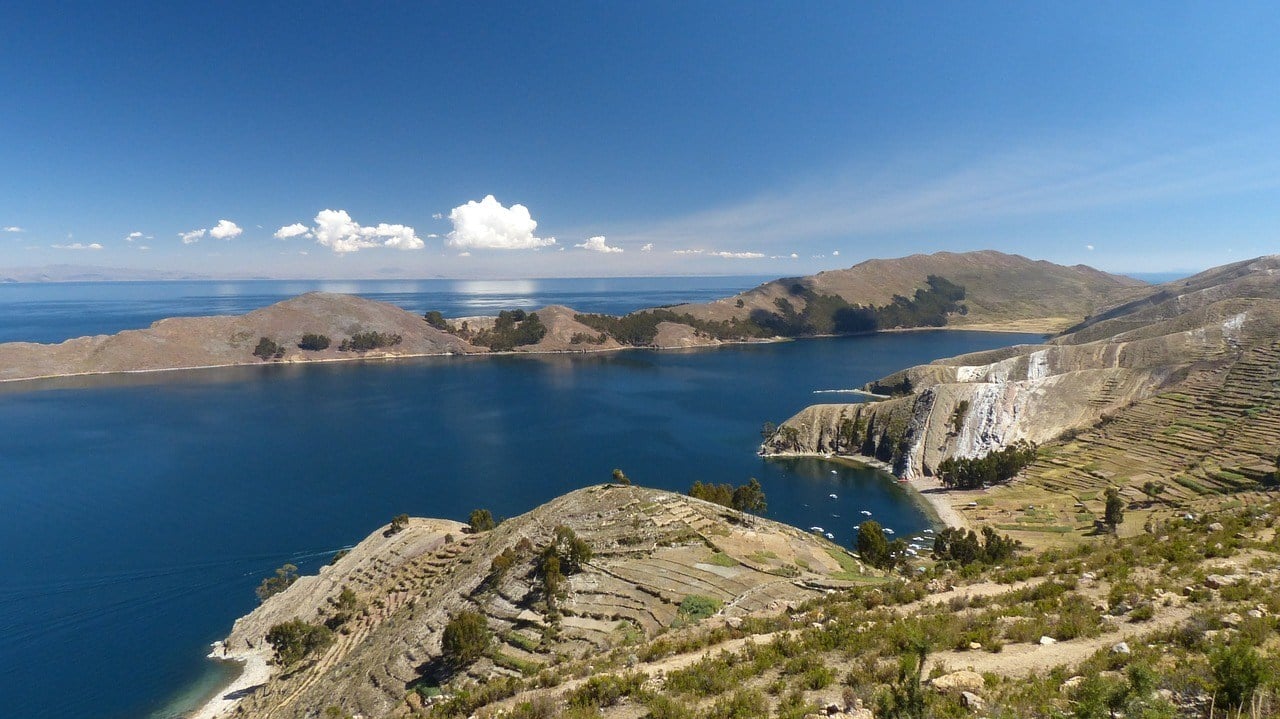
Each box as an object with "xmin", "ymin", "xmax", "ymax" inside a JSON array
[
  {"xmin": 215, "ymin": 484, "xmax": 877, "ymax": 719},
  {"xmin": 764, "ymin": 255, "xmax": 1280, "ymax": 547}
]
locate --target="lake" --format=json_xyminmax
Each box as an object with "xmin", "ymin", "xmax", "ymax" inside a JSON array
[{"xmin": 0, "ymin": 278, "xmax": 1043, "ymax": 719}]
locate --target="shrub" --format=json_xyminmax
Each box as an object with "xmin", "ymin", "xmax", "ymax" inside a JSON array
[
  {"xmin": 339, "ymin": 331, "xmax": 402, "ymax": 352},
  {"xmin": 678, "ymin": 595, "xmax": 722, "ymax": 621}
]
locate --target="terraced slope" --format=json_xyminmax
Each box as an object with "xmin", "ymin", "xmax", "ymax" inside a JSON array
[
  {"xmin": 218, "ymin": 485, "xmax": 875, "ymax": 719},
  {"xmin": 763, "ymin": 256, "xmax": 1280, "ymax": 529}
]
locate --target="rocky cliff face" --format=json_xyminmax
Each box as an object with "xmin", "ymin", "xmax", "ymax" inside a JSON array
[{"xmin": 764, "ymin": 257, "xmax": 1280, "ymax": 481}]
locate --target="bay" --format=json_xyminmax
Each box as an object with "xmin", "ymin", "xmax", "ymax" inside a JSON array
[{"xmin": 0, "ymin": 279, "xmax": 1042, "ymax": 719}]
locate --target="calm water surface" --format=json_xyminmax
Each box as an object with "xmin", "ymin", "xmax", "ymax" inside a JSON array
[{"xmin": 0, "ymin": 279, "xmax": 1043, "ymax": 719}]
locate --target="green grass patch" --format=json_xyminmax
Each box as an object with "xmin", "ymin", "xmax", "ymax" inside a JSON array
[
  {"xmin": 706, "ymin": 552, "xmax": 739, "ymax": 567},
  {"xmin": 1173, "ymin": 475, "xmax": 1212, "ymax": 494},
  {"xmin": 995, "ymin": 523, "xmax": 1074, "ymax": 534},
  {"xmin": 490, "ymin": 651, "xmax": 541, "ymax": 676},
  {"xmin": 748, "ymin": 550, "xmax": 778, "ymax": 563},
  {"xmin": 502, "ymin": 631, "xmax": 541, "ymax": 653}
]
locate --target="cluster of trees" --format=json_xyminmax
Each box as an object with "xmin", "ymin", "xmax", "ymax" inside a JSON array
[
  {"xmin": 875, "ymin": 275, "xmax": 966, "ymax": 328},
  {"xmin": 253, "ymin": 337, "xmax": 286, "ymax": 360},
  {"xmin": 569, "ymin": 331, "xmax": 609, "ymax": 345},
  {"xmin": 931, "ymin": 526, "xmax": 1019, "ymax": 566},
  {"xmin": 749, "ymin": 275, "xmax": 965, "ymax": 338},
  {"xmin": 297, "ymin": 333, "xmax": 331, "ymax": 351},
  {"xmin": 935, "ymin": 441, "xmax": 1038, "ymax": 489},
  {"xmin": 255, "ymin": 563, "xmax": 298, "ymax": 602},
  {"xmin": 339, "ymin": 331, "xmax": 402, "ymax": 352},
  {"xmin": 575, "ymin": 309, "xmax": 764, "ymax": 345},
  {"xmin": 688, "ymin": 478, "xmax": 767, "ymax": 516},
  {"xmin": 470, "ymin": 310, "xmax": 547, "ymax": 351},
  {"xmin": 265, "ymin": 619, "xmax": 333, "ymax": 666}
]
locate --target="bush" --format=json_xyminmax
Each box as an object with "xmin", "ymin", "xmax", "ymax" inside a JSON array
[
  {"xmin": 386, "ymin": 513, "xmax": 409, "ymax": 536},
  {"xmin": 679, "ymin": 595, "xmax": 722, "ymax": 621},
  {"xmin": 471, "ymin": 310, "xmax": 547, "ymax": 351},
  {"xmin": 1211, "ymin": 642, "xmax": 1267, "ymax": 708},
  {"xmin": 297, "ymin": 333, "xmax": 331, "ymax": 351},
  {"xmin": 441, "ymin": 610, "xmax": 490, "ymax": 668},
  {"xmin": 423, "ymin": 310, "xmax": 451, "ymax": 331}
]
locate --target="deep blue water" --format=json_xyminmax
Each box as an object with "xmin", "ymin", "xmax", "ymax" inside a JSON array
[
  {"xmin": 0, "ymin": 279, "xmax": 1042, "ymax": 719},
  {"xmin": 0, "ymin": 276, "xmax": 771, "ymax": 344}
]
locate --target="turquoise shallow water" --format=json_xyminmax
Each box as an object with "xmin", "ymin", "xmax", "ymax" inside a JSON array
[{"xmin": 0, "ymin": 279, "xmax": 1042, "ymax": 719}]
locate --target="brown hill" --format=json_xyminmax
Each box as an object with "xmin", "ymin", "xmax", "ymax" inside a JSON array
[
  {"xmin": 674, "ymin": 250, "xmax": 1146, "ymax": 333},
  {"xmin": 213, "ymin": 485, "xmax": 874, "ymax": 718},
  {"xmin": 0, "ymin": 292, "xmax": 482, "ymax": 383}
]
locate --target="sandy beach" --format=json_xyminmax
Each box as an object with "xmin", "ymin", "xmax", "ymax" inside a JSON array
[{"xmin": 188, "ymin": 646, "xmax": 273, "ymax": 719}]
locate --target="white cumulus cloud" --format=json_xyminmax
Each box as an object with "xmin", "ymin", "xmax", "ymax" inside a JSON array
[
  {"xmin": 310, "ymin": 209, "xmax": 424, "ymax": 253},
  {"xmin": 179, "ymin": 228, "xmax": 207, "ymax": 244},
  {"xmin": 4, "ymin": 226, "xmax": 23, "ymax": 233},
  {"xmin": 790, "ymin": 253, "xmax": 799, "ymax": 259},
  {"xmin": 209, "ymin": 220, "xmax": 243, "ymax": 240},
  {"xmin": 575, "ymin": 236, "xmax": 623, "ymax": 253},
  {"xmin": 832, "ymin": 250, "xmax": 840, "ymax": 256},
  {"xmin": 640, "ymin": 243, "xmax": 654, "ymax": 252},
  {"xmin": 446, "ymin": 195, "xmax": 555, "ymax": 250},
  {"xmin": 710, "ymin": 251, "xmax": 765, "ymax": 259},
  {"xmin": 51, "ymin": 242, "xmax": 103, "ymax": 250},
  {"xmin": 1086, "ymin": 244, "xmax": 1095, "ymax": 251},
  {"xmin": 274, "ymin": 223, "xmax": 311, "ymax": 240},
  {"xmin": 125, "ymin": 231, "xmax": 144, "ymax": 241}
]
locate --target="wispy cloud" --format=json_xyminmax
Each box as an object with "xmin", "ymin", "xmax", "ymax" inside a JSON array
[
  {"xmin": 179, "ymin": 228, "xmax": 207, "ymax": 244},
  {"xmin": 610, "ymin": 133, "xmax": 1280, "ymax": 251},
  {"xmin": 51, "ymin": 242, "xmax": 102, "ymax": 250},
  {"xmin": 3, "ymin": 226, "xmax": 22, "ymax": 233}
]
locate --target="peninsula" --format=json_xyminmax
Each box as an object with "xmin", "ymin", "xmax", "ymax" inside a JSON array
[{"xmin": 0, "ymin": 251, "xmax": 1142, "ymax": 385}]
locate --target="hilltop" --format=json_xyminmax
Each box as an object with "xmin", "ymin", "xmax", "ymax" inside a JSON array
[{"xmin": 671, "ymin": 250, "xmax": 1146, "ymax": 334}]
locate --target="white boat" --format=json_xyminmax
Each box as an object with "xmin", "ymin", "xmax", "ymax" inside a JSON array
[
  {"xmin": 830, "ymin": 469, "xmax": 837, "ymax": 474},
  {"xmin": 884, "ymin": 528, "xmax": 895, "ymax": 535},
  {"xmin": 824, "ymin": 532, "xmax": 835, "ymax": 539},
  {"xmin": 809, "ymin": 526, "xmax": 825, "ymax": 534},
  {"xmin": 860, "ymin": 510, "xmax": 872, "ymax": 516},
  {"xmin": 828, "ymin": 493, "xmax": 838, "ymax": 499}
]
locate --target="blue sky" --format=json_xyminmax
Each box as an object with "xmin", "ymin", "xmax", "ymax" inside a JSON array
[{"xmin": 2, "ymin": 2, "xmax": 1277, "ymax": 278}]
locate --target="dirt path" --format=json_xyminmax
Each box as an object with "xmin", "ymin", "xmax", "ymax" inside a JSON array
[{"xmin": 927, "ymin": 606, "xmax": 1194, "ymax": 677}]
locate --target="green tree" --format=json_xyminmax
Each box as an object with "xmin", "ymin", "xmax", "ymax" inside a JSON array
[
  {"xmin": 423, "ymin": 310, "xmax": 451, "ymax": 331},
  {"xmin": 1104, "ymin": 487, "xmax": 1125, "ymax": 532},
  {"xmin": 1140, "ymin": 480, "xmax": 1165, "ymax": 505},
  {"xmin": 878, "ymin": 638, "xmax": 927, "ymax": 719},
  {"xmin": 760, "ymin": 421, "xmax": 777, "ymax": 441},
  {"xmin": 856, "ymin": 520, "xmax": 891, "ymax": 568},
  {"xmin": 468, "ymin": 508, "xmax": 496, "ymax": 533},
  {"xmin": 266, "ymin": 619, "xmax": 333, "ymax": 666},
  {"xmin": 441, "ymin": 610, "xmax": 490, "ymax": 668},
  {"xmin": 297, "ymin": 333, "xmax": 331, "ymax": 351},
  {"xmin": 255, "ymin": 563, "xmax": 299, "ymax": 602},
  {"xmin": 731, "ymin": 478, "xmax": 767, "ymax": 517},
  {"xmin": 611, "ymin": 468, "xmax": 631, "ymax": 485}
]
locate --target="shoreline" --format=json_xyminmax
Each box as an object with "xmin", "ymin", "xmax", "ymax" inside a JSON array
[
  {"xmin": 760, "ymin": 450, "xmax": 969, "ymax": 531},
  {"xmin": 0, "ymin": 323, "xmax": 1049, "ymax": 389},
  {"xmin": 185, "ymin": 645, "xmax": 273, "ymax": 719}
]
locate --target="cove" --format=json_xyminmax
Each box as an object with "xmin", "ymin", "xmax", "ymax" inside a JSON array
[{"xmin": 0, "ymin": 330, "xmax": 1041, "ymax": 719}]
